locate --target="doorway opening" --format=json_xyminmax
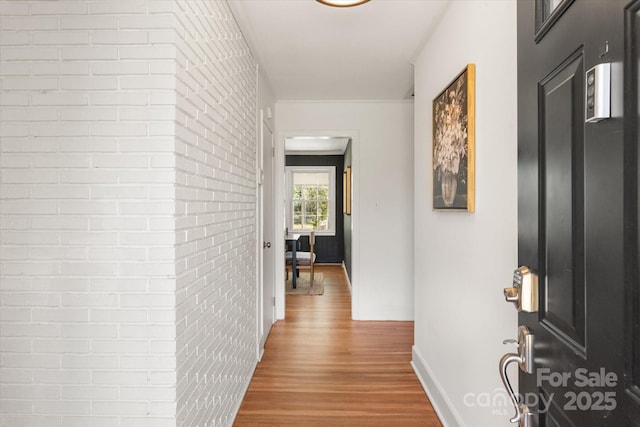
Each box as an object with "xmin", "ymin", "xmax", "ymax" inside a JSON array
[{"xmin": 274, "ymin": 131, "xmax": 359, "ymax": 320}]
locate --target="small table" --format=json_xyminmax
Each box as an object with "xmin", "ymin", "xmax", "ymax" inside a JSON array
[{"xmin": 285, "ymin": 233, "xmax": 301, "ymax": 288}]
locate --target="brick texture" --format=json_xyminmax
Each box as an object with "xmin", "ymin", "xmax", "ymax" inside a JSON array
[
  {"xmin": 173, "ymin": 1, "xmax": 257, "ymax": 426},
  {"xmin": 0, "ymin": 1, "xmax": 257, "ymax": 426}
]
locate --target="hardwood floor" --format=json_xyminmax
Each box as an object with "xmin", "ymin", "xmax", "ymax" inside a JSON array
[{"xmin": 234, "ymin": 264, "xmax": 443, "ymax": 426}]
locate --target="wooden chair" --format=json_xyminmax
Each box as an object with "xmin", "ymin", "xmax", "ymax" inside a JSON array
[{"xmin": 285, "ymin": 231, "xmax": 316, "ymax": 286}]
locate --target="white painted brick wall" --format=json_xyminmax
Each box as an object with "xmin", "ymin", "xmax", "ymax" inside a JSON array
[
  {"xmin": 0, "ymin": 1, "xmax": 179, "ymax": 426},
  {"xmin": 173, "ymin": 1, "xmax": 257, "ymax": 426},
  {"xmin": 1, "ymin": 1, "xmax": 259, "ymax": 426}
]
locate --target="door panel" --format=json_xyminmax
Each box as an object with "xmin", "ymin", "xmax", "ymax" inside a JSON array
[
  {"xmin": 260, "ymin": 115, "xmax": 275, "ymax": 349},
  {"xmin": 542, "ymin": 404, "xmax": 574, "ymax": 427},
  {"xmin": 516, "ymin": 0, "xmax": 639, "ymax": 425},
  {"xmin": 539, "ymin": 50, "xmax": 586, "ymax": 351},
  {"xmin": 535, "ymin": 0, "xmax": 574, "ymax": 42}
]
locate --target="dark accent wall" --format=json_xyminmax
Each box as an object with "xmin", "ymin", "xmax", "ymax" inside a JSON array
[
  {"xmin": 343, "ymin": 141, "xmax": 352, "ymax": 280},
  {"xmin": 286, "ymin": 155, "xmax": 344, "ymax": 263}
]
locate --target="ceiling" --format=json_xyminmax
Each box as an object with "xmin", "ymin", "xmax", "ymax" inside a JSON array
[
  {"xmin": 285, "ymin": 136, "xmax": 350, "ymax": 155},
  {"xmin": 229, "ymin": 0, "xmax": 450, "ymax": 101}
]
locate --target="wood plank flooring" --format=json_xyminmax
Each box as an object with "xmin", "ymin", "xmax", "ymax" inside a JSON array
[{"xmin": 234, "ymin": 264, "xmax": 443, "ymax": 426}]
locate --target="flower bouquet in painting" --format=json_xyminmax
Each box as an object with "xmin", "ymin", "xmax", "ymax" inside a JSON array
[{"xmin": 432, "ymin": 64, "xmax": 475, "ymax": 211}]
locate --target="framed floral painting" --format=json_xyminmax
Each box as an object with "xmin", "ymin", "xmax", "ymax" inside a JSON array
[
  {"xmin": 432, "ymin": 64, "xmax": 475, "ymax": 212},
  {"xmin": 343, "ymin": 166, "xmax": 351, "ymax": 215}
]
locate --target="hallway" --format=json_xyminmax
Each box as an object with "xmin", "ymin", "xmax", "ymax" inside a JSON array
[{"xmin": 234, "ymin": 265, "xmax": 443, "ymax": 426}]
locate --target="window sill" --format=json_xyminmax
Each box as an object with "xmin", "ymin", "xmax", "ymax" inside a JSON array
[{"xmin": 291, "ymin": 230, "xmax": 335, "ymax": 237}]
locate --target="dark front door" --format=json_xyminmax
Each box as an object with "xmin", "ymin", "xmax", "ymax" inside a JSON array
[{"xmin": 510, "ymin": 0, "xmax": 640, "ymax": 425}]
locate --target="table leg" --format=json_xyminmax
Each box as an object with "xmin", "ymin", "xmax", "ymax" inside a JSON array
[{"xmin": 292, "ymin": 243, "xmax": 297, "ymax": 289}]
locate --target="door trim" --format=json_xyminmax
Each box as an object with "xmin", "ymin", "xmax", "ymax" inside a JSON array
[
  {"xmin": 624, "ymin": 0, "xmax": 640, "ymax": 418},
  {"xmin": 274, "ymin": 129, "xmax": 360, "ymax": 319},
  {"xmin": 257, "ymin": 110, "xmax": 275, "ymax": 358}
]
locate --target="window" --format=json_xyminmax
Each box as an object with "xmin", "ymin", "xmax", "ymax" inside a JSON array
[{"xmin": 286, "ymin": 166, "xmax": 336, "ymax": 236}]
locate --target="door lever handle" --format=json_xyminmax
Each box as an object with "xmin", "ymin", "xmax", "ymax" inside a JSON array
[
  {"xmin": 499, "ymin": 326, "xmax": 534, "ymax": 426},
  {"xmin": 500, "ymin": 352, "xmax": 532, "ymax": 425}
]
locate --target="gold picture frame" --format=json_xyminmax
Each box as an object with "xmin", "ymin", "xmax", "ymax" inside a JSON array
[
  {"xmin": 343, "ymin": 166, "xmax": 351, "ymax": 215},
  {"xmin": 432, "ymin": 64, "xmax": 475, "ymax": 212}
]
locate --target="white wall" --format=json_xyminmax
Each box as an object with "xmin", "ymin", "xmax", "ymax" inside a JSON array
[
  {"xmin": 275, "ymin": 101, "xmax": 414, "ymax": 320},
  {"xmin": 258, "ymin": 74, "xmax": 276, "ymax": 132},
  {"xmin": 412, "ymin": 2, "xmax": 518, "ymax": 426}
]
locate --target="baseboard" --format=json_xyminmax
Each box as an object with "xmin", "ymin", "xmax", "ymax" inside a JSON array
[
  {"xmin": 411, "ymin": 345, "xmax": 465, "ymax": 427},
  {"xmin": 341, "ymin": 261, "xmax": 352, "ymax": 293}
]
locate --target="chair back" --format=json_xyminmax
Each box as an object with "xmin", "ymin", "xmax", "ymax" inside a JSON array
[
  {"xmin": 309, "ymin": 230, "xmax": 315, "ymax": 253},
  {"xmin": 285, "ymin": 230, "xmax": 316, "ymax": 286}
]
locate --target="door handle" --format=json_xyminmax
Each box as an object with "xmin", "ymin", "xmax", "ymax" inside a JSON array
[
  {"xmin": 263, "ymin": 241, "xmax": 271, "ymax": 249},
  {"xmin": 499, "ymin": 326, "xmax": 534, "ymax": 427},
  {"xmin": 504, "ymin": 266, "xmax": 539, "ymax": 312}
]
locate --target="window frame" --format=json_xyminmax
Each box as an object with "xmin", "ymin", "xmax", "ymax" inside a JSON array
[{"xmin": 285, "ymin": 165, "xmax": 336, "ymax": 237}]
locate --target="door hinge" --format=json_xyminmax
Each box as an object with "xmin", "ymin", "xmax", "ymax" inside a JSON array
[{"xmin": 273, "ymin": 296, "xmax": 276, "ymax": 306}]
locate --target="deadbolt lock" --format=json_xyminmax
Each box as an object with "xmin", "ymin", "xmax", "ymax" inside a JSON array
[{"xmin": 504, "ymin": 266, "xmax": 538, "ymax": 313}]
